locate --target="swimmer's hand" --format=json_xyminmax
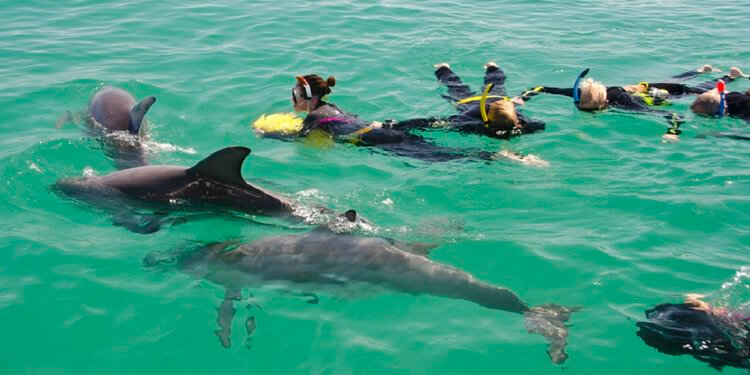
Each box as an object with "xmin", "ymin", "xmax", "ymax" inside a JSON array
[
  {"xmin": 368, "ymin": 121, "xmax": 383, "ymax": 129},
  {"xmin": 662, "ymin": 133, "xmax": 680, "ymax": 143},
  {"xmin": 685, "ymin": 293, "xmax": 711, "ymax": 311},
  {"xmin": 696, "ymin": 64, "xmax": 721, "ymax": 73},
  {"xmin": 511, "ymin": 96, "xmax": 525, "ymax": 106}
]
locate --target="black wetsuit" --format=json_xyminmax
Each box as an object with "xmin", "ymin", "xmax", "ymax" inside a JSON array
[
  {"xmin": 397, "ymin": 66, "xmax": 545, "ymax": 139},
  {"xmin": 636, "ymin": 303, "xmax": 750, "ymax": 370},
  {"xmin": 649, "ymin": 71, "xmax": 738, "ymax": 96},
  {"xmin": 299, "ymin": 102, "xmax": 491, "ymax": 162},
  {"xmin": 726, "ymin": 91, "xmax": 750, "ymax": 123}
]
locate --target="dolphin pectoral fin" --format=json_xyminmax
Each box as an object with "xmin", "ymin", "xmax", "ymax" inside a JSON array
[
  {"xmin": 244, "ymin": 316, "xmax": 257, "ymax": 350},
  {"xmin": 523, "ymin": 304, "xmax": 580, "ymax": 364},
  {"xmin": 111, "ymin": 213, "xmax": 164, "ymax": 234},
  {"xmin": 188, "ymin": 146, "xmax": 252, "ymax": 187},
  {"xmin": 215, "ymin": 288, "xmax": 241, "ymax": 349},
  {"xmin": 55, "ymin": 111, "xmax": 74, "ymax": 128},
  {"xmin": 297, "ymin": 292, "xmax": 320, "ymax": 304},
  {"xmin": 128, "ymin": 96, "xmax": 156, "ymax": 135},
  {"xmin": 388, "ymin": 239, "xmax": 438, "ymax": 257},
  {"xmin": 110, "ymin": 212, "xmax": 189, "ymax": 234}
]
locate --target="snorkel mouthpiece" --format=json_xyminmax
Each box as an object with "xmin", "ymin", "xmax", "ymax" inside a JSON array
[
  {"xmin": 717, "ymin": 80, "xmax": 726, "ymax": 117},
  {"xmin": 480, "ymin": 83, "xmax": 493, "ymax": 126},
  {"xmin": 572, "ymin": 68, "xmax": 590, "ymax": 104}
]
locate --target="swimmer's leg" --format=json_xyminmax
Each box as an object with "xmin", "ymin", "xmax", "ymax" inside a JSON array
[
  {"xmin": 435, "ymin": 64, "xmax": 475, "ymax": 103},
  {"xmin": 481, "ymin": 62, "xmax": 507, "ymax": 96}
]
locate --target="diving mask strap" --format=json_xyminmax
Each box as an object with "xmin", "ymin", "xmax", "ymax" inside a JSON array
[
  {"xmin": 572, "ymin": 68, "xmax": 590, "ymax": 104},
  {"xmin": 717, "ymin": 80, "xmax": 726, "ymax": 117},
  {"xmin": 480, "ymin": 83, "xmax": 493, "ymax": 126},
  {"xmin": 295, "ymin": 75, "xmax": 313, "ymax": 99}
]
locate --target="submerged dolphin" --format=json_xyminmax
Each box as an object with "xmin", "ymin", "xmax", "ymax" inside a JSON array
[
  {"xmin": 55, "ymin": 146, "xmax": 297, "ymax": 233},
  {"xmin": 151, "ymin": 212, "xmax": 578, "ymax": 363},
  {"xmin": 89, "ymin": 86, "xmax": 156, "ymax": 135}
]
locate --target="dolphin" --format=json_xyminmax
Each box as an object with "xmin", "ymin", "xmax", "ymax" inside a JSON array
[
  {"xmin": 89, "ymin": 86, "xmax": 156, "ymax": 169},
  {"xmin": 149, "ymin": 212, "xmax": 578, "ymax": 363},
  {"xmin": 56, "ymin": 86, "xmax": 157, "ymax": 169},
  {"xmin": 55, "ymin": 146, "xmax": 298, "ymax": 233},
  {"xmin": 89, "ymin": 86, "xmax": 156, "ymax": 135}
]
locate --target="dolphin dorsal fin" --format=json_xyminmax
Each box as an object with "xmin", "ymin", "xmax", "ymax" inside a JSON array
[
  {"xmin": 129, "ymin": 96, "xmax": 156, "ymax": 134},
  {"xmin": 188, "ymin": 147, "xmax": 251, "ymax": 187}
]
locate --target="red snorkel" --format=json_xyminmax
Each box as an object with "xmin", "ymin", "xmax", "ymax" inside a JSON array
[{"xmin": 717, "ymin": 80, "xmax": 726, "ymax": 117}]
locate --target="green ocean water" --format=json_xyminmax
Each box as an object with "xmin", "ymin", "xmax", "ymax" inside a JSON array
[{"xmin": 1, "ymin": 0, "xmax": 749, "ymax": 373}]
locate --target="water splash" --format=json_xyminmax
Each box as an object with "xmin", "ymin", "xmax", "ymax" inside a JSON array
[{"xmin": 713, "ymin": 266, "xmax": 750, "ymax": 314}]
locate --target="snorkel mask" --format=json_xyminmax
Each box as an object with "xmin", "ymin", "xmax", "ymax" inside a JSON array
[
  {"xmin": 717, "ymin": 80, "xmax": 726, "ymax": 117},
  {"xmin": 572, "ymin": 68, "xmax": 590, "ymax": 106},
  {"xmin": 292, "ymin": 75, "xmax": 313, "ymax": 104}
]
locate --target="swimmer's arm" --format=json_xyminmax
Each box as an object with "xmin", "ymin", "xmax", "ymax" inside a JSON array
[
  {"xmin": 533, "ymin": 87, "xmax": 575, "ymax": 98},
  {"xmin": 519, "ymin": 86, "xmax": 573, "ymax": 101},
  {"xmin": 671, "ymin": 71, "xmax": 701, "ymax": 81},
  {"xmin": 387, "ymin": 118, "xmax": 440, "ymax": 131},
  {"xmin": 691, "ymin": 75, "xmax": 735, "ymax": 93},
  {"xmin": 648, "ymin": 83, "xmax": 692, "ymax": 95}
]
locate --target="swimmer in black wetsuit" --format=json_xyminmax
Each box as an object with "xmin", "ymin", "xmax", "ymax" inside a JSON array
[
  {"xmin": 290, "ymin": 74, "xmax": 491, "ymax": 162},
  {"xmin": 690, "ymin": 84, "xmax": 750, "ymax": 124},
  {"xmin": 399, "ymin": 63, "xmax": 545, "ymax": 139},
  {"xmin": 637, "ymin": 294, "xmax": 750, "ymax": 371},
  {"xmin": 623, "ymin": 66, "xmax": 747, "ymax": 99}
]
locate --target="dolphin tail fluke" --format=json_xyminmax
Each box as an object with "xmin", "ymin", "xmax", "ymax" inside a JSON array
[
  {"xmin": 523, "ymin": 304, "xmax": 580, "ymax": 364},
  {"xmin": 128, "ymin": 96, "xmax": 156, "ymax": 135}
]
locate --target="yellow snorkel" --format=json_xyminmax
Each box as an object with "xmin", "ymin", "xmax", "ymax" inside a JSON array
[{"xmin": 480, "ymin": 83, "xmax": 493, "ymax": 127}]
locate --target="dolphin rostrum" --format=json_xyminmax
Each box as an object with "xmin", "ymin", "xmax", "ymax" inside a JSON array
[
  {"xmin": 151, "ymin": 212, "xmax": 578, "ymax": 363},
  {"xmin": 55, "ymin": 146, "xmax": 297, "ymax": 233}
]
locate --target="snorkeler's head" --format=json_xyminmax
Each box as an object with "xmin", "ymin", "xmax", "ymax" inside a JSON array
[
  {"xmin": 577, "ymin": 78, "xmax": 608, "ymax": 111},
  {"xmin": 292, "ymin": 74, "xmax": 336, "ymax": 111},
  {"xmin": 691, "ymin": 89, "xmax": 724, "ymax": 116},
  {"xmin": 487, "ymin": 99, "xmax": 519, "ymax": 130}
]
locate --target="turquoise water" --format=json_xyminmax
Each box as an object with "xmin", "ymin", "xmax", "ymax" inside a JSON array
[{"xmin": 2, "ymin": 0, "xmax": 750, "ymax": 373}]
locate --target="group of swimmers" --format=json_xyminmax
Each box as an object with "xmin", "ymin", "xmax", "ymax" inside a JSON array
[
  {"xmin": 264, "ymin": 63, "xmax": 750, "ymax": 161},
  {"xmin": 277, "ymin": 63, "xmax": 750, "ymax": 370}
]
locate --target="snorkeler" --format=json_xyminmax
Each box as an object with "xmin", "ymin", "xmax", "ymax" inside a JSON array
[
  {"xmin": 690, "ymin": 81, "xmax": 750, "ymax": 124},
  {"xmin": 289, "ymin": 73, "xmax": 491, "ymax": 162},
  {"xmin": 636, "ymin": 293, "xmax": 750, "ymax": 371},
  {"xmin": 622, "ymin": 66, "xmax": 748, "ymax": 99},
  {"xmin": 411, "ymin": 63, "xmax": 545, "ymax": 139}
]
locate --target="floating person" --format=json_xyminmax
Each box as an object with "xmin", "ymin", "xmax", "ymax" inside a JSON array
[
  {"xmin": 622, "ymin": 66, "xmax": 747, "ymax": 99},
  {"xmin": 636, "ymin": 294, "xmax": 750, "ymax": 371},
  {"xmin": 57, "ymin": 86, "xmax": 157, "ymax": 169},
  {"xmin": 145, "ymin": 210, "xmax": 579, "ymax": 363},
  {"xmin": 690, "ymin": 80, "xmax": 750, "ymax": 123},
  {"xmin": 411, "ymin": 62, "xmax": 546, "ymax": 139},
  {"xmin": 54, "ymin": 146, "xmax": 345, "ymax": 233},
  {"xmin": 257, "ymin": 74, "xmax": 494, "ymax": 162}
]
